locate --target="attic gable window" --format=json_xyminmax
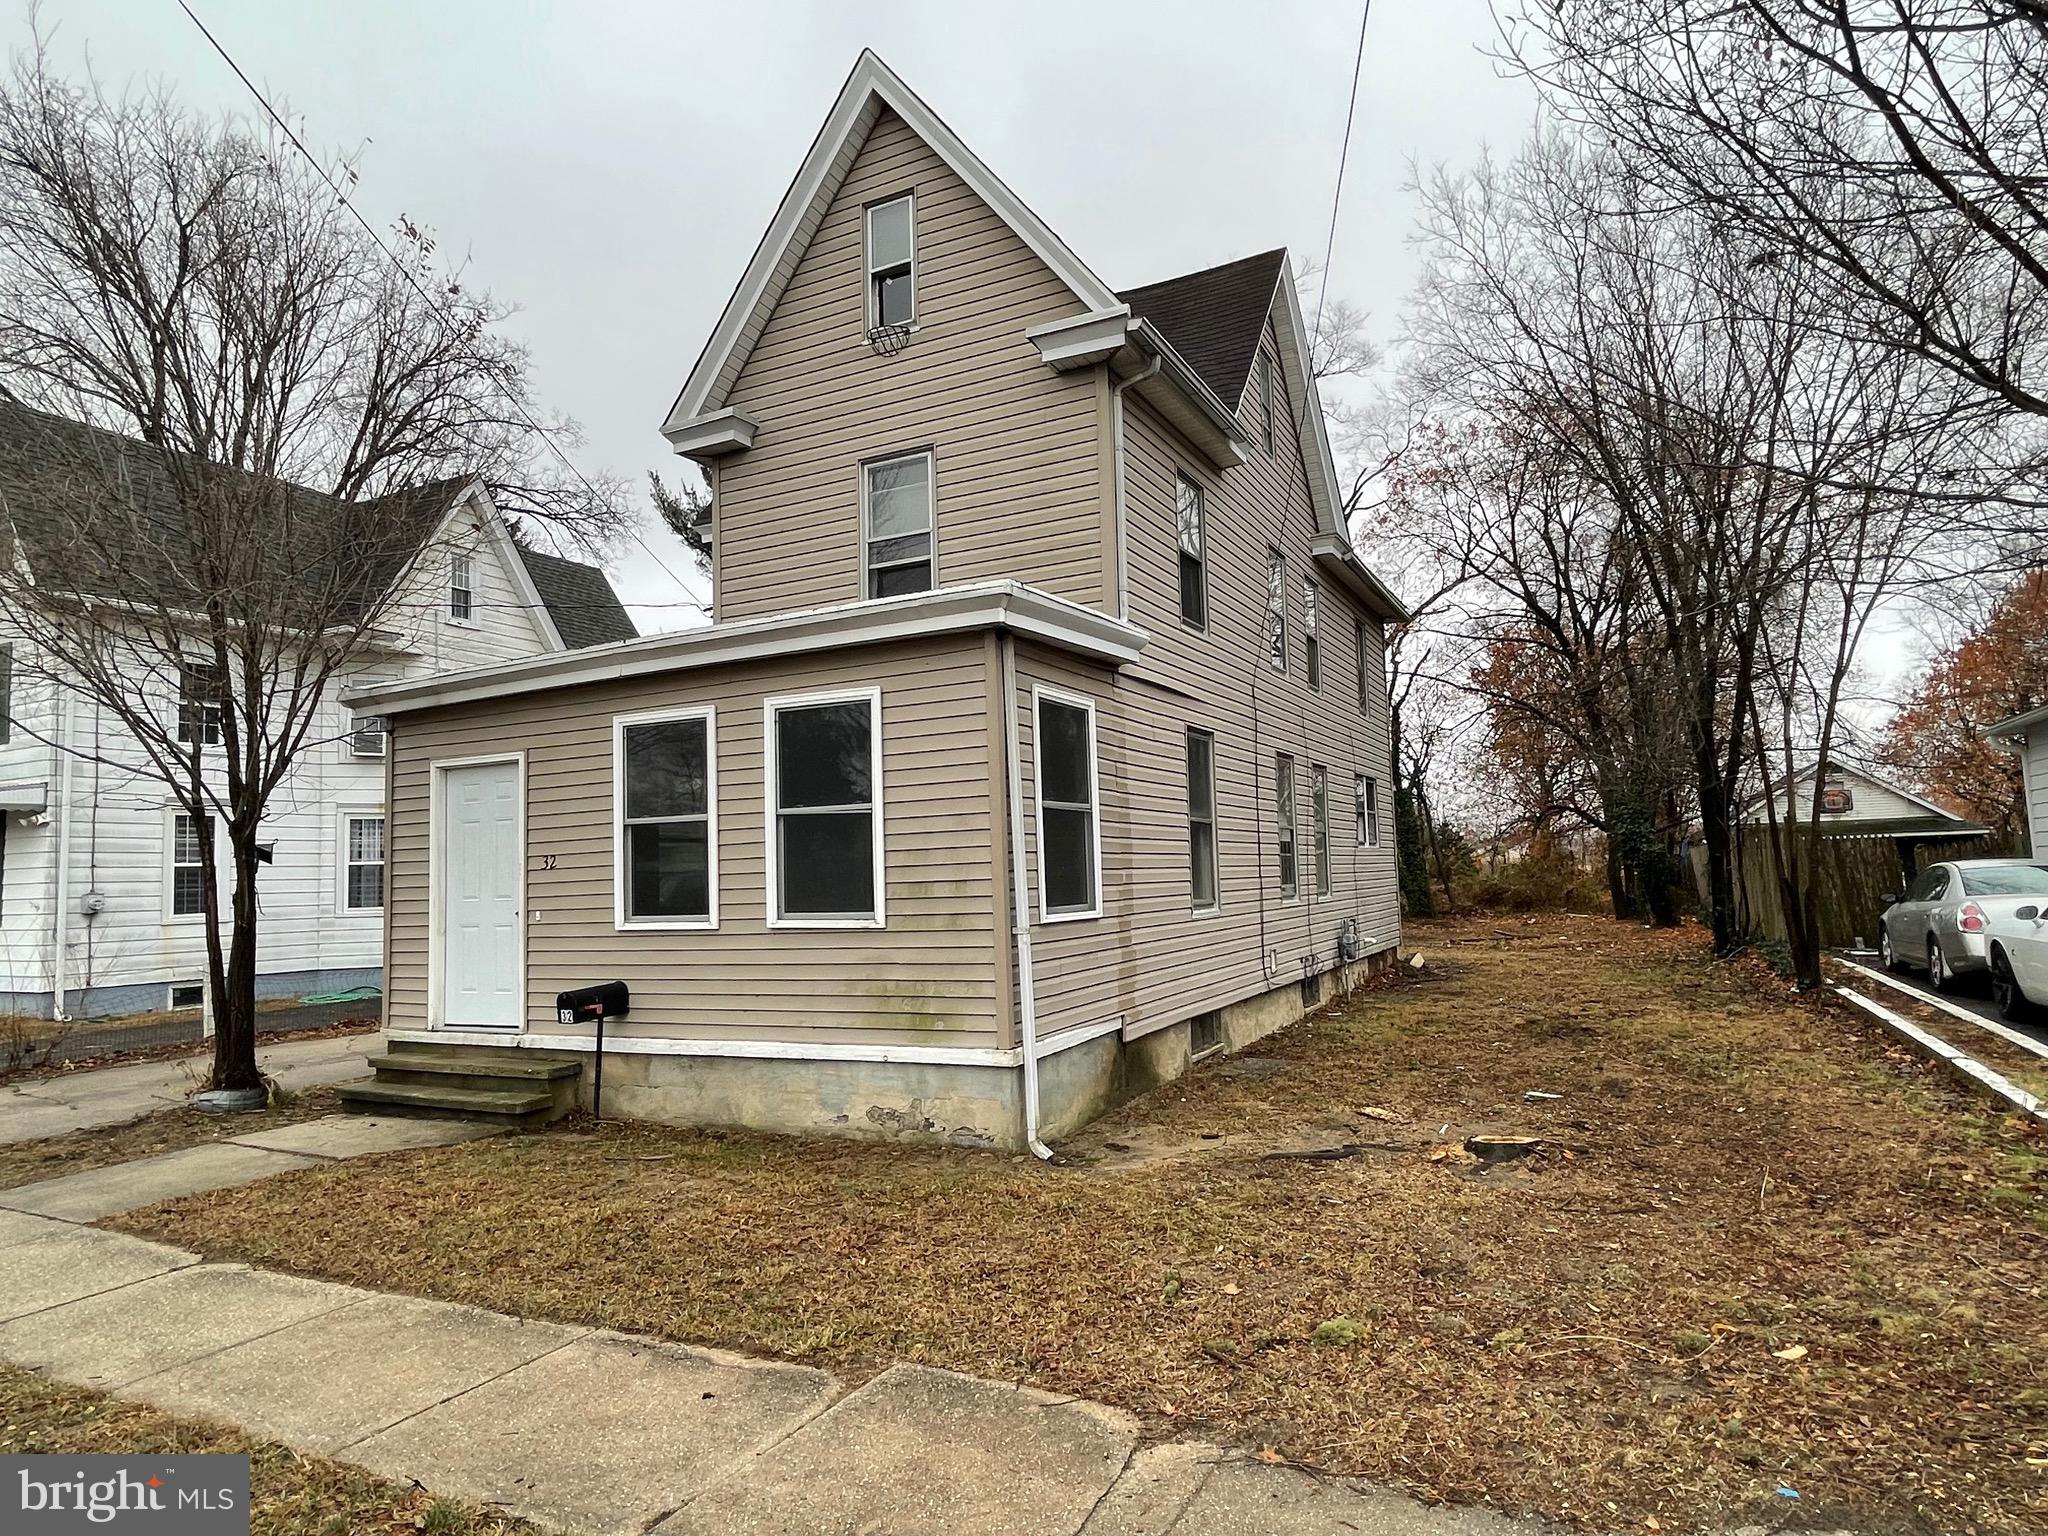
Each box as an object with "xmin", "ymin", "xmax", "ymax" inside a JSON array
[
  {"xmin": 449, "ymin": 552, "xmax": 475, "ymax": 622},
  {"xmin": 177, "ymin": 662, "xmax": 223, "ymax": 747},
  {"xmin": 1260, "ymin": 350, "xmax": 1277, "ymax": 455},
  {"xmin": 865, "ymin": 194, "xmax": 915, "ymax": 330},
  {"xmin": 863, "ymin": 451, "xmax": 934, "ymax": 597}
]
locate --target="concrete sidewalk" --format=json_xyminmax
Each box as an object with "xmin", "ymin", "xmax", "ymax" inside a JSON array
[
  {"xmin": 0, "ymin": 1210, "xmax": 1557, "ymax": 1536},
  {"xmin": 0, "ymin": 1031, "xmax": 376, "ymax": 1145}
]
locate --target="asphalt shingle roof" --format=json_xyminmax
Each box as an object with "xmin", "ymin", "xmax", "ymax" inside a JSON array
[
  {"xmin": 1117, "ymin": 248, "xmax": 1289, "ymax": 411},
  {"xmin": 515, "ymin": 542, "xmax": 638, "ymax": 648}
]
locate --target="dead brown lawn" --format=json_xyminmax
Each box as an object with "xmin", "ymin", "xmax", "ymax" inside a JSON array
[{"xmin": 112, "ymin": 915, "xmax": 2047, "ymax": 1534}]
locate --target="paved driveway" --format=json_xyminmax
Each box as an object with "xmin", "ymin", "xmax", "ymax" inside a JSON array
[
  {"xmin": 0, "ymin": 1033, "xmax": 376, "ymax": 1145},
  {"xmin": 1840, "ymin": 951, "xmax": 2048, "ymax": 1053}
]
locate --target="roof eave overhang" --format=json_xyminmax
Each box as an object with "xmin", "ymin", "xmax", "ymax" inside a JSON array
[
  {"xmin": 1309, "ymin": 534, "xmax": 1409, "ymax": 624},
  {"xmin": 1026, "ymin": 309, "xmax": 1246, "ymax": 469},
  {"xmin": 346, "ymin": 581, "xmax": 1149, "ymax": 717},
  {"xmin": 661, "ymin": 408, "xmax": 760, "ymax": 464},
  {"xmin": 1985, "ymin": 702, "xmax": 2048, "ymax": 743}
]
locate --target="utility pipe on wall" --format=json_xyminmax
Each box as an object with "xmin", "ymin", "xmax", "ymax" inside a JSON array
[{"xmin": 999, "ymin": 632, "xmax": 1053, "ymax": 1161}]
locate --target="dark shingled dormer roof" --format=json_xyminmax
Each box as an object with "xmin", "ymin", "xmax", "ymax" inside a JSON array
[
  {"xmin": 1117, "ymin": 248, "xmax": 1288, "ymax": 411},
  {"xmin": 515, "ymin": 542, "xmax": 638, "ymax": 649}
]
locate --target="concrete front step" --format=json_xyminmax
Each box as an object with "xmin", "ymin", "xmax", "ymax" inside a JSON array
[
  {"xmin": 363, "ymin": 1053, "xmax": 581, "ymax": 1087},
  {"xmin": 337, "ymin": 1079, "xmax": 558, "ymax": 1125}
]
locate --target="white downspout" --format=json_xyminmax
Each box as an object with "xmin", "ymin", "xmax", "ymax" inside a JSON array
[
  {"xmin": 1108, "ymin": 358, "xmax": 1160, "ymax": 623},
  {"xmin": 48, "ymin": 689, "xmax": 72, "ymax": 1021},
  {"xmin": 999, "ymin": 632, "xmax": 1053, "ymax": 1161}
]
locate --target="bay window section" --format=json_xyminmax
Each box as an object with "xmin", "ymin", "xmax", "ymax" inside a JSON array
[
  {"xmin": 770, "ymin": 690, "xmax": 883, "ymax": 925},
  {"xmin": 1035, "ymin": 690, "xmax": 1101, "ymax": 920},
  {"xmin": 864, "ymin": 451, "xmax": 934, "ymax": 598},
  {"xmin": 617, "ymin": 708, "xmax": 716, "ymax": 927}
]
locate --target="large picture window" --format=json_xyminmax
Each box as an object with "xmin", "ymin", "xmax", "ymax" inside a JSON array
[
  {"xmin": 1187, "ymin": 728, "xmax": 1217, "ymax": 912},
  {"xmin": 170, "ymin": 811, "xmax": 210, "ymax": 917},
  {"xmin": 769, "ymin": 689, "xmax": 882, "ymax": 925},
  {"xmin": 865, "ymin": 194, "xmax": 915, "ymax": 329},
  {"xmin": 615, "ymin": 708, "xmax": 716, "ymax": 927},
  {"xmin": 1274, "ymin": 753, "xmax": 1297, "ymax": 899},
  {"xmin": 1035, "ymin": 689, "xmax": 1101, "ymax": 920},
  {"xmin": 1177, "ymin": 475, "xmax": 1206, "ymax": 628},
  {"xmin": 343, "ymin": 814, "xmax": 386, "ymax": 912},
  {"xmin": 863, "ymin": 451, "xmax": 934, "ymax": 598}
]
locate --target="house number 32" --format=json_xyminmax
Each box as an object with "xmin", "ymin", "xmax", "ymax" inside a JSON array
[{"xmin": 538, "ymin": 854, "xmax": 558, "ymax": 870}]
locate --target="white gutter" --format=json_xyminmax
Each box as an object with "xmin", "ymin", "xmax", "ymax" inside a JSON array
[
  {"xmin": 48, "ymin": 689, "xmax": 72, "ymax": 1021},
  {"xmin": 1108, "ymin": 358, "xmax": 1161, "ymax": 623},
  {"xmin": 999, "ymin": 632, "xmax": 1053, "ymax": 1161}
]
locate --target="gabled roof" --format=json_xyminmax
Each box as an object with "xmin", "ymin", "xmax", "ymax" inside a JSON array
[
  {"xmin": 662, "ymin": 50, "xmax": 1119, "ymax": 435},
  {"xmin": 1743, "ymin": 760, "xmax": 1976, "ymax": 824},
  {"xmin": 514, "ymin": 542, "xmax": 638, "ymax": 648},
  {"xmin": 0, "ymin": 399, "xmax": 630, "ymax": 651},
  {"xmin": 1118, "ymin": 250, "xmax": 1288, "ymax": 411}
]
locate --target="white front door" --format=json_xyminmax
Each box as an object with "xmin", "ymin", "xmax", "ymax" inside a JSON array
[{"xmin": 441, "ymin": 759, "xmax": 522, "ymax": 1029}]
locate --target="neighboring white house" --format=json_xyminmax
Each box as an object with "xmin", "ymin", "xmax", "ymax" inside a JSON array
[
  {"xmin": 1986, "ymin": 705, "xmax": 2048, "ymax": 858},
  {"xmin": 1742, "ymin": 760, "xmax": 1988, "ymax": 839},
  {"xmin": 0, "ymin": 404, "xmax": 636, "ymax": 1019}
]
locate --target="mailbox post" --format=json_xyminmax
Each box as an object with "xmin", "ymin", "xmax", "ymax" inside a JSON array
[{"xmin": 555, "ymin": 982, "xmax": 629, "ymax": 1119}]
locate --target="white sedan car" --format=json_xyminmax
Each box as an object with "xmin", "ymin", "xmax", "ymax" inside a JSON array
[{"xmin": 1987, "ymin": 904, "xmax": 2048, "ymax": 1023}]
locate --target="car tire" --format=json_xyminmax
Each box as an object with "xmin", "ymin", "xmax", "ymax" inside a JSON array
[
  {"xmin": 1880, "ymin": 928, "xmax": 1901, "ymax": 972},
  {"xmin": 1928, "ymin": 938, "xmax": 1956, "ymax": 993},
  {"xmin": 1991, "ymin": 950, "xmax": 2033, "ymax": 1024}
]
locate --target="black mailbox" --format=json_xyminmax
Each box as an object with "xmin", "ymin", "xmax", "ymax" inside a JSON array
[{"xmin": 556, "ymin": 981, "xmax": 628, "ymax": 1026}]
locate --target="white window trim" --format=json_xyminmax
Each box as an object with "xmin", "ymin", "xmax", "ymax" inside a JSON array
[
  {"xmin": 612, "ymin": 704, "xmax": 719, "ymax": 932},
  {"xmin": 1275, "ymin": 753, "xmax": 1298, "ymax": 903},
  {"xmin": 1363, "ymin": 773, "xmax": 1382, "ymax": 848},
  {"xmin": 1031, "ymin": 684, "xmax": 1105, "ymax": 924},
  {"xmin": 448, "ymin": 549, "xmax": 478, "ymax": 628},
  {"xmin": 1187, "ymin": 727, "xmax": 1220, "ymax": 916},
  {"xmin": 163, "ymin": 805, "xmax": 212, "ymax": 924},
  {"xmin": 337, "ymin": 805, "xmax": 388, "ymax": 917},
  {"xmin": 860, "ymin": 448, "xmax": 937, "ymax": 599},
  {"xmin": 863, "ymin": 191, "xmax": 917, "ymax": 331},
  {"xmin": 764, "ymin": 684, "xmax": 886, "ymax": 930},
  {"xmin": 1266, "ymin": 549, "xmax": 1288, "ymax": 673},
  {"xmin": 1176, "ymin": 473, "xmax": 1207, "ymax": 632}
]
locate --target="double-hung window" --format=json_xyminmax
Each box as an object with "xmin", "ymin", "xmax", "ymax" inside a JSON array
[
  {"xmin": 863, "ymin": 451, "xmax": 934, "ymax": 598},
  {"xmin": 1035, "ymin": 689, "xmax": 1101, "ymax": 920},
  {"xmin": 1358, "ymin": 773, "xmax": 1380, "ymax": 847},
  {"xmin": 449, "ymin": 553, "xmax": 475, "ymax": 622},
  {"xmin": 1265, "ymin": 549, "xmax": 1287, "ymax": 672},
  {"xmin": 343, "ymin": 814, "xmax": 386, "ymax": 912},
  {"xmin": 1260, "ymin": 350, "xmax": 1277, "ymax": 456},
  {"xmin": 177, "ymin": 662, "xmax": 223, "ymax": 747},
  {"xmin": 1274, "ymin": 753, "xmax": 1297, "ymax": 899},
  {"xmin": 769, "ymin": 689, "xmax": 882, "ymax": 925},
  {"xmin": 170, "ymin": 811, "xmax": 210, "ymax": 917},
  {"xmin": 865, "ymin": 194, "xmax": 915, "ymax": 330},
  {"xmin": 616, "ymin": 708, "xmax": 716, "ymax": 927},
  {"xmin": 1303, "ymin": 580, "xmax": 1321, "ymax": 689},
  {"xmin": 1176, "ymin": 475, "xmax": 1206, "ymax": 628},
  {"xmin": 1187, "ymin": 729, "xmax": 1217, "ymax": 912},
  {"xmin": 1312, "ymin": 765, "xmax": 1331, "ymax": 896}
]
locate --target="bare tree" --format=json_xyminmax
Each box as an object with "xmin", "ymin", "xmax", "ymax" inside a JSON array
[{"xmin": 0, "ymin": 38, "xmax": 626, "ymax": 1091}]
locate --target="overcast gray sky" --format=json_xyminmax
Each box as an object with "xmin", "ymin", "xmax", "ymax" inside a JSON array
[{"xmin": 23, "ymin": 0, "xmax": 1539, "ymax": 630}]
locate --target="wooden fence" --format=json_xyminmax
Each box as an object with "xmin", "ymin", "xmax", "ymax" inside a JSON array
[{"xmin": 1704, "ymin": 829, "xmax": 2016, "ymax": 950}]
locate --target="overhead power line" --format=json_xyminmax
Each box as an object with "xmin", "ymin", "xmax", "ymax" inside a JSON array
[
  {"xmin": 1314, "ymin": 0, "xmax": 1372, "ymax": 344},
  {"xmin": 175, "ymin": 0, "xmax": 707, "ymax": 615}
]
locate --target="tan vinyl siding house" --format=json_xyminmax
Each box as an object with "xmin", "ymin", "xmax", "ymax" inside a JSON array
[{"xmin": 350, "ymin": 51, "xmax": 1406, "ymax": 1149}]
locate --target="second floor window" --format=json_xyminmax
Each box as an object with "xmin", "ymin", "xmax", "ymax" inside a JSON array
[
  {"xmin": 449, "ymin": 553, "xmax": 475, "ymax": 621},
  {"xmin": 865, "ymin": 194, "xmax": 915, "ymax": 330},
  {"xmin": 1176, "ymin": 475, "xmax": 1206, "ymax": 628},
  {"xmin": 864, "ymin": 451, "xmax": 934, "ymax": 597},
  {"xmin": 1266, "ymin": 549, "xmax": 1287, "ymax": 672},
  {"xmin": 1303, "ymin": 580, "xmax": 1320, "ymax": 688},
  {"xmin": 1312, "ymin": 764, "xmax": 1331, "ymax": 897},
  {"xmin": 177, "ymin": 662, "xmax": 223, "ymax": 747},
  {"xmin": 1274, "ymin": 753, "xmax": 1297, "ymax": 899},
  {"xmin": 1358, "ymin": 773, "xmax": 1380, "ymax": 847},
  {"xmin": 1036, "ymin": 691, "xmax": 1101, "ymax": 920}
]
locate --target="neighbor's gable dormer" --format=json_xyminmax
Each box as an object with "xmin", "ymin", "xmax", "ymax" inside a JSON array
[{"xmin": 664, "ymin": 54, "xmax": 1128, "ymax": 622}]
